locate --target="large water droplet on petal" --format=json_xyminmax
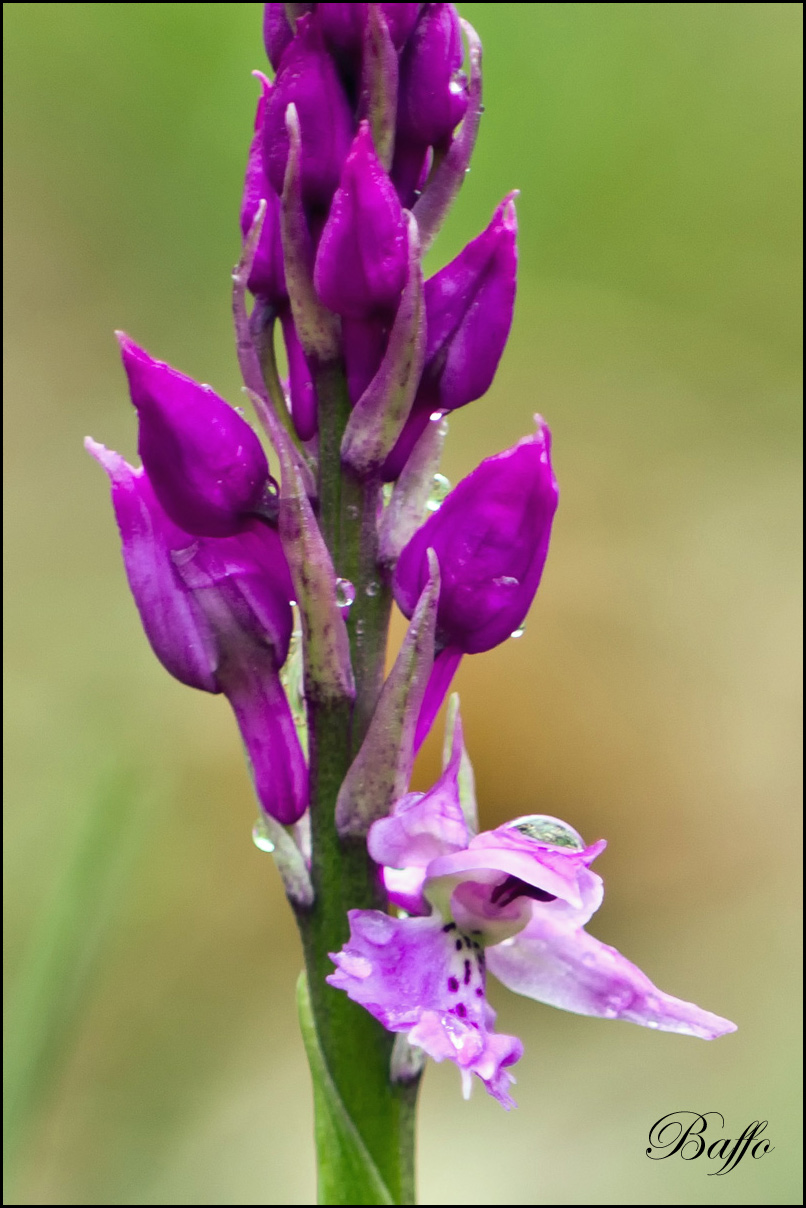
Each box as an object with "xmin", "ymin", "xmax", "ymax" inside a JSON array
[
  {"xmin": 252, "ymin": 815, "xmax": 275, "ymax": 853},
  {"xmin": 335, "ymin": 577, "xmax": 355, "ymax": 609},
  {"xmin": 505, "ymin": 814, "xmax": 585, "ymax": 851},
  {"xmin": 509, "ymin": 626, "xmax": 526, "ymax": 639}
]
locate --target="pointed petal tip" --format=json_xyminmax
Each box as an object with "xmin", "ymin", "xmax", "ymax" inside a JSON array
[
  {"xmin": 84, "ymin": 435, "xmax": 125, "ymax": 476},
  {"xmin": 251, "ymin": 68, "xmax": 272, "ymax": 95}
]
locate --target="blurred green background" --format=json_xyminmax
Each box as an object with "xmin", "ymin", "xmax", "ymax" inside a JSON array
[{"xmin": 4, "ymin": 3, "xmax": 802, "ymax": 1203}]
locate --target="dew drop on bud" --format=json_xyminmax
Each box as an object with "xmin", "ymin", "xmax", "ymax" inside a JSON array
[
  {"xmin": 427, "ymin": 473, "xmax": 451, "ymax": 513},
  {"xmin": 252, "ymin": 815, "xmax": 276, "ymax": 853},
  {"xmin": 365, "ymin": 580, "xmax": 379, "ymax": 598},
  {"xmin": 346, "ymin": 504, "xmax": 359, "ymax": 521},
  {"xmin": 509, "ymin": 625, "xmax": 526, "ymax": 639},
  {"xmin": 335, "ymin": 577, "xmax": 355, "ymax": 609}
]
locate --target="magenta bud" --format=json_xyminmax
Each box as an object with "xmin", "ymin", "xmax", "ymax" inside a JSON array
[
  {"xmin": 240, "ymin": 76, "xmax": 287, "ymax": 306},
  {"xmin": 86, "ymin": 439, "xmax": 307, "ymax": 824},
  {"xmin": 397, "ymin": 3, "xmax": 468, "ymax": 148},
  {"xmin": 85, "ymin": 441, "xmax": 220, "ymax": 692},
  {"xmin": 117, "ymin": 334, "xmax": 271, "ymax": 538},
  {"xmin": 383, "ymin": 194, "xmax": 518, "ymax": 478},
  {"xmin": 394, "ymin": 420, "xmax": 558, "ymax": 656},
  {"xmin": 280, "ymin": 309, "xmax": 317, "ymax": 442},
  {"xmin": 264, "ymin": 14, "xmax": 354, "ymax": 210},
  {"xmin": 263, "ymin": 3, "xmax": 294, "ymax": 71},
  {"xmin": 314, "ymin": 122, "xmax": 408, "ymax": 318},
  {"xmin": 424, "ymin": 193, "xmax": 517, "ymax": 410},
  {"xmin": 319, "ymin": 3, "xmax": 420, "ymax": 55}
]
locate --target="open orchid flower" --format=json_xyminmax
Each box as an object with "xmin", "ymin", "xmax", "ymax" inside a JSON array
[{"xmin": 329, "ymin": 719, "xmax": 736, "ymax": 1108}]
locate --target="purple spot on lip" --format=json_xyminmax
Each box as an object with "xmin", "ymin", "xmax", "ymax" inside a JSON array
[
  {"xmin": 475, "ymin": 987, "xmax": 484, "ymax": 996},
  {"xmin": 464, "ymin": 959, "xmax": 472, "ymax": 985},
  {"xmin": 448, "ymin": 976, "xmax": 459, "ymax": 992},
  {"xmin": 455, "ymin": 1003, "xmax": 467, "ymax": 1018}
]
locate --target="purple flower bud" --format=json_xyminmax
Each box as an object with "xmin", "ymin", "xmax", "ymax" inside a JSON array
[
  {"xmin": 397, "ymin": 3, "xmax": 468, "ymax": 149},
  {"xmin": 279, "ymin": 309, "xmax": 317, "ymax": 441},
  {"xmin": 263, "ymin": 3, "xmax": 295, "ymax": 71},
  {"xmin": 263, "ymin": 14, "xmax": 354, "ymax": 211},
  {"xmin": 118, "ymin": 334, "xmax": 271, "ymax": 538},
  {"xmin": 395, "ymin": 421, "xmax": 558, "ymax": 656},
  {"xmin": 318, "ymin": 3, "xmax": 420, "ymax": 56},
  {"xmin": 383, "ymin": 194, "xmax": 518, "ymax": 478},
  {"xmin": 86, "ymin": 441, "xmax": 219, "ymax": 692},
  {"xmin": 314, "ymin": 122, "xmax": 408, "ymax": 318},
  {"xmin": 86, "ymin": 440, "xmax": 307, "ymax": 823},
  {"xmin": 240, "ymin": 75, "xmax": 287, "ymax": 306},
  {"xmin": 343, "ymin": 316, "xmax": 389, "ymax": 405}
]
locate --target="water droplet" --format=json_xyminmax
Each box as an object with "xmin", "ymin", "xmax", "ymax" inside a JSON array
[
  {"xmin": 234, "ymin": 405, "xmax": 245, "ymax": 417},
  {"xmin": 509, "ymin": 626, "xmax": 526, "ymax": 639},
  {"xmin": 355, "ymin": 618, "xmax": 365, "ymax": 637},
  {"xmin": 365, "ymin": 580, "xmax": 379, "ymax": 598},
  {"xmin": 429, "ymin": 409, "xmax": 446, "ymax": 422},
  {"xmin": 252, "ymin": 815, "xmax": 275, "ymax": 853},
  {"xmin": 426, "ymin": 473, "xmax": 451, "ymax": 513},
  {"xmin": 494, "ymin": 576, "xmax": 520, "ymax": 589},
  {"xmin": 505, "ymin": 814, "xmax": 585, "ymax": 851},
  {"xmin": 335, "ymin": 578, "xmax": 355, "ymax": 609},
  {"xmin": 346, "ymin": 503, "xmax": 359, "ymax": 521},
  {"xmin": 438, "ymin": 417, "xmax": 449, "ymax": 436}
]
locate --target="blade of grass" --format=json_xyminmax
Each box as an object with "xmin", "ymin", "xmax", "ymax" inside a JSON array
[{"xmin": 3, "ymin": 766, "xmax": 149, "ymax": 1196}]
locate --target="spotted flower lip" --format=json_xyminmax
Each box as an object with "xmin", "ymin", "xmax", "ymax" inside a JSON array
[{"xmin": 331, "ymin": 734, "xmax": 736, "ymax": 1108}]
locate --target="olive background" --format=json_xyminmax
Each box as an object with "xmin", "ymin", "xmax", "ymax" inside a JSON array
[{"xmin": 4, "ymin": 3, "xmax": 802, "ymax": 1204}]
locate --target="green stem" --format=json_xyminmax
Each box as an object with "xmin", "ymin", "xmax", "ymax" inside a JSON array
[{"xmin": 295, "ymin": 360, "xmax": 419, "ymax": 1205}]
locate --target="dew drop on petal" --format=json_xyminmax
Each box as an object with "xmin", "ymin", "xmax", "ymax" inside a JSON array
[
  {"xmin": 429, "ymin": 409, "xmax": 446, "ymax": 422},
  {"xmin": 252, "ymin": 815, "xmax": 275, "ymax": 853},
  {"xmin": 335, "ymin": 577, "xmax": 355, "ymax": 609},
  {"xmin": 505, "ymin": 814, "xmax": 585, "ymax": 851},
  {"xmin": 509, "ymin": 626, "xmax": 526, "ymax": 639}
]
